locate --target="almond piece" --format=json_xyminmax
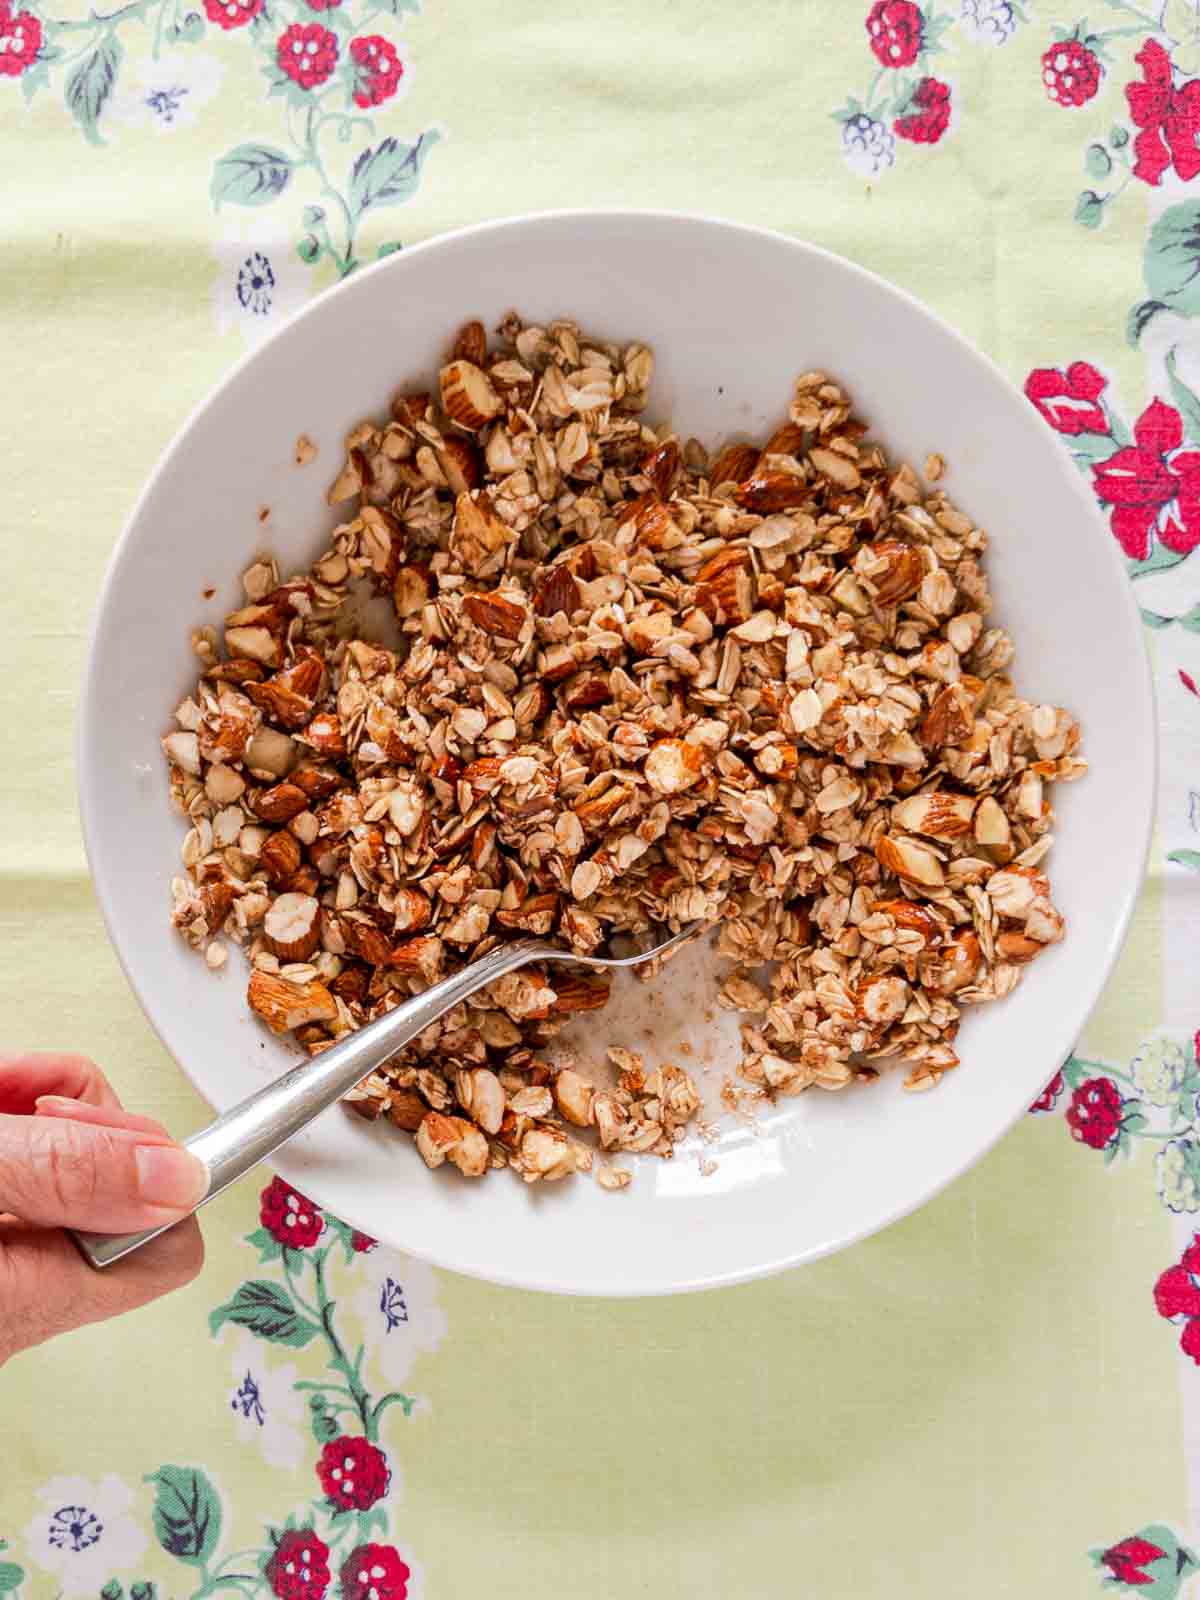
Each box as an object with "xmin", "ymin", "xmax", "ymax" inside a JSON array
[
  {"xmin": 163, "ymin": 730, "xmax": 201, "ymax": 776},
  {"xmin": 438, "ymin": 435, "xmax": 482, "ymax": 494},
  {"xmin": 551, "ymin": 975, "xmax": 611, "ymax": 1013},
  {"xmin": 873, "ymin": 898, "xmax": 945, "ymax": 946},
  {"xmin": 973, "ymin": 794, "xmax": 1011, "ymax": 847},
  {"xmin": 644, "ymin": 737, "xmax": 705, "ymax": 795},
  {"xmin": 390, "ymin": 935, "xmax": 444, "ymax": 982},
  {"xmin": 533, "ymin": 565, "xmax": 582, "ymax": 617},
  {"xmin": 892, "ymin": 789, "xmax": 976, "ymax": 840},
  {"xmin": 708, "ymin": 442, "xmax": 759, "ymax": 487},
  {"xmin": 249, "ymin": 782, "xmax": 310, "ymax": 823},
  {"xmin": 996, "ymin": 931, "xmax": 1043, "ymax": 964},
  {"xmin": 735, "ymin": 471, "xmax": 810, "ymax": 512},
  {"xmin": 300, "ymin": 712, "xmax": 346, "ymax": 758},
  {"xmin": 392, "ymin": 564, "xmax": 432, "ymax": 618},
  {"xmin": 875, "ymin": 833, "xmax": 945, "ymax": 888},
  {"xmin": 382, "ymin": 1089, "xmax": 428, "ymax": 1133},
  {"xmin": 224, "ymin": 625, "xmax": 282, "ymax": 668},
  {"xmin": 456, "ymin": 1066, "xmax": 505, "ymax": 1134},
  {"xmin": 920, "ymin": 684, "xmax": 975, "ymax": 751},
  {"xmin": 259, "ymin": 830, "xmax": 302, "ymax": 885},
  {"xmin": 244, "ymin": 726, "xmax": 297, "ymax": 778},
  {"xmin": 856, "ymin": 972, "xmax": 910, "ymax": 1026},
  {"xmin": 463, "ymin": 592, "xmax": 527, "ymax": 640},
  {"xmin": 762, "ymin": 422, "xmax": 806, "ymax": 457},
  {"xmin": 247, "ymin": 969, "xmax": 337, "ymax": 1034},
  {"xmin": 919, "ymin": 929, "xmax": 982, "ymax": 996},
  {"xmin": 339, "ymin": 914, "xmax": 393, "ymax": 968},
  {"xmin": 858, "ymin": 540, "xmax": 925, "ymax": 605},
  {"xmin": 392, "ymin": 888, "xmax": 433, "ymax": 934},
  {"xmin": 451, "ymin": 491, "xmax": 513, "ymax": 572},
  {"xmin": 415, "ymin": 1111, "xmax": 464, "ymax": 1170},
  {"xmin": 553, "ymin": 1068, "xmax": 594, "ymax": 1128},
  {"xmin": 440, "ymin": 360, "xmax": 502, "ymax": 431},
  {"xmin": 263, "ymin": 892, "xmax": 321, "ymax": 960},
  {"xmin": 451, "ymin": 319, "xmax": 487, "ymax": 366},
  {"xmin": 643, "ymin": 439, "xmax": 680, "ymax": 497}
]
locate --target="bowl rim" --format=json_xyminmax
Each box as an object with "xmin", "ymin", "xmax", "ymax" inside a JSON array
[{"xmin": 77, "ymin": 208, "xmax": 1158, "ymax": 1294}]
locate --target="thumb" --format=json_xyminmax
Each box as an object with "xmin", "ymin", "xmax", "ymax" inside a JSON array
[{"xmin": 0, "ymin": 1112, "xmax": 209, "ymax": 1232}]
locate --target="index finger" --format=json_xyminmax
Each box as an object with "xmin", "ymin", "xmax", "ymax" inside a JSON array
[{"xmin": 0, "ymin": 1055, "xmax": 120, "ymax": 1115}]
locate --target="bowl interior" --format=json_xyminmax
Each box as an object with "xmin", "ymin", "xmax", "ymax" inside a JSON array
[{"xmin": 80, "ymin": 213, "xmax": 1153, "ymax": 1295}]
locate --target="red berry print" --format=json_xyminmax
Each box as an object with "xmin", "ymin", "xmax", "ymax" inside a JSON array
[
  {"xmin": 339, "ymin": 1545, "xmax": 410, "ymax": 1600},
  {"xmin": 894, "ymin": 76, "xmax": 951, "ymax": 144},
  {"xmin": 305, "ymin": 0, "xmax": 342, "ymax": 10},
  {"xmin": 349, "ymin": 34, "xmax": 404, "ymax": 108},
  {"xmin": 1100, "ymin": 1536, "xmax": 1168, "ymax": 1588},
  {"xmin": 1041, "ymin": 36, "xmax": 1101, "ymax": 107},
  {"xmin": 1024, "ymin": 361, "xmax": 1108, "ymax": 437},
  {"xmin": 1064, "ymin": 1075, "xmax": 1123, "ymax": 1150},
  {"xmin": 0, "ymin": 3, "xmax": 41, "ymax": 74},
  {"xmin": 318, "ymin": 1436, "xmax": 391, "ymax": 1512},
  {"xmin": 268, "ymin": 1530, "xmax": 332, "ymax": 1600},
  {"xmin": 1126, "ymin": 38, "xmax": 1200, "ymax": 186},
  {"xmin": 260, "ymin": 1175, "xmax": 325, "ymax": 1248},
  {"xmin": 1030, "ymin": 1070, "xmax": 1064, "ymax": 1114},
  {"xmin": 278, "ymin": 22, "xmax": 339, "ymax": 90},
  {"xmin": 865, "ymin": 0, "xmax": 923, "ymax": 69}
]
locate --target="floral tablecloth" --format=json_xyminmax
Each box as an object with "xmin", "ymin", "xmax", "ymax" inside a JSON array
[{"xmin": 7, "ymin": 0, "xmax": 1200, "ymax": 1594}]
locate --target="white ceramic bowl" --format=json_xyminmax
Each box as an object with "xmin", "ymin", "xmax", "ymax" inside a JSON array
[{"xmin": 79, "ymin": 212, "xmax": 1154, "ymax": 1296}]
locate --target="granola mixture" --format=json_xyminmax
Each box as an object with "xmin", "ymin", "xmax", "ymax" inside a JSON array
[{"xmin": 162, "ymin": 314, "xmax": 1084, "ymax": 1183}]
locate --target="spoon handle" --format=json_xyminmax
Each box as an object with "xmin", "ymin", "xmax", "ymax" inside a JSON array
[{"xmin": 70, "ymin": 937, "xmax": 546, "ymax": 1269}]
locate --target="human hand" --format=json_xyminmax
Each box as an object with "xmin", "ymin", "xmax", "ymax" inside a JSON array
[{"xmin": 0, "ymin": 1053, "xmax": 208, "ymax": 1366}]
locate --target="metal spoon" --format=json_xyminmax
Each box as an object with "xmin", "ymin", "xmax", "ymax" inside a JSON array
[{"xmin": 71, "ymin": 922, "xmax": 702, "ymax": 1269}]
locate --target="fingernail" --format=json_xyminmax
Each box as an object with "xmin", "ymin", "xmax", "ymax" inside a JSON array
[{"xmin": 135, "ymin": 1145, "xmax": 210, "ymax": 1210}]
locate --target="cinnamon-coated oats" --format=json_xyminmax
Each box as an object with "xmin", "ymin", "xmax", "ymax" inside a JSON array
[{"xmin": 162, "ymin": 315, "xmax": 1084, "ymax": 1182}]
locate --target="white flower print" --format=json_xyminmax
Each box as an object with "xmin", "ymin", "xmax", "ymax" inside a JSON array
[
  {"xmin": 108, "ymin": 49, "xmax": 224, "ymax": 134},
  {"xmin": 226, "ymin": 1328, "xmax": 307, "ymax": 1470},
  {"xmin": 211, "ymin": 213, "xmax": 313, "ymax": 345},
  {"xmin": 351, "ymin": 1247, "xmax": 446, "ymax": 1393},
  {"xmin": 24, "ymin": 1475, "xmax": 148, "ymax": 1596}
]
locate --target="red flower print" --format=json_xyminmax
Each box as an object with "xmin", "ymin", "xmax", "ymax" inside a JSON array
[
  {"xmin": 349, "ymin": 34, "xmax": 404, "ymax": 108},
  {"xmin": 278, "ymin": 22, "xmax": 339, "ymax": 89},
  {"xmin": 1041, "ymin": 36, "xmax": 1101, "ymax": 108},
  {"xmin": 202, "ymin": 0, "xmax": 262, "ymax": 28},
  {"xmin": 894, "ymin": 76, "xmax": 951, "ymax": 144},
  {"xmin": 305, "ymin": 0, "xmax": 341, "ymax": 9},
  {"xmin": 0, "ymin": 4, "xmax": 41, "ymax": 74},
  {"xmin": 318, "ymin": 1436, "xmax": 391, "ymax": 1512},
  {"xmin": 1100, "ymin": 1536, "xmax": 1168, "ymax": 1587},
  {"xmin": 268, "ymin": 1530, "xmax": 331, "ymax": 1600},
  {"xmin": 1065, "ymin": 1075, "xmax": 1123, "ymax": 1149},
  {"xmin": 1092, "ymin": 398, "xmax": 1200, "ymax": 560},
  {"xmin": 1030, "ymin": 1070, "xmax": 1064, "ymax": 1114},
  {"xmin": 351, "ymin": 1229, "xmax": 377, "ymax": 1252},
  {"xmin": 1024, "ymin": 362, "xmax": 1108, "ymax": 436},
  {"xmin": 260, "ymin": 1175, "xmax": 325, "ymax": 1248},
  {"xmin": 1126, "ymin": 38, "xmax": 1200, "ymax": 186},
  {"xmin": 339, "ymin": 1545, "xmax": 409, "ymax": 1600},
  {"xmin": 865, "ymin": 0, "xmax": 923, "ymax": 68},
  {"xmin": 1183, "ymin": 669, "xmax": 1200, "ymax": 697}
]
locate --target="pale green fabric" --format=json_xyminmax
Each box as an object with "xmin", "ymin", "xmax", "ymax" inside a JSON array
[{"xmin": 0, "ymin": 2, "xmax": 1194, "ymax": 1596}]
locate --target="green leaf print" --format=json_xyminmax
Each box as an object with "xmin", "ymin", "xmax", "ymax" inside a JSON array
[
  {"xmin": 1143, "ymin": 201, "xmax": 1200, "ymax": 319},
  {"xmin": 1075, "ymin": 190, "xmax": 1106, "ymax": 230},
  {"xmin": 211, "ymin": 144, "xmax": 294, "ymax": 210},
  {"xmin": 64, "ymin": 34, "xmax": 122, "ymax": 146},
  {"xmin": 100, "ymin": 1583, "xmax": 124, "ymax": 1600},
  {"xmin": 210, "ymin": 1279, "xmax": 320, "ymax": 1346},
  {"xmin": 0, "ymin": 1563, "xmax": 25, "ymax": 1595},
  {"xmin": 1167, "ymin": 849, "xmax": 1200, "ymax": 869},
  {"xmin": 1085, "ymin": 142, "xmax": 1113, "ymax": 179},
  {"xmin": 244, "ymin": 1224, "xmax": 284, "ymax": 1265},
  {"xmin": 348, "ymin": 129, "xmax": 441, "ymax": 215},
  {"xmin": 146, "ymin": 1466, "xmax": 223, "ymax": 1567},
  {"xmin": 1128, "ymin": 299, "xmax": 1169, "ymax": 347}
]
